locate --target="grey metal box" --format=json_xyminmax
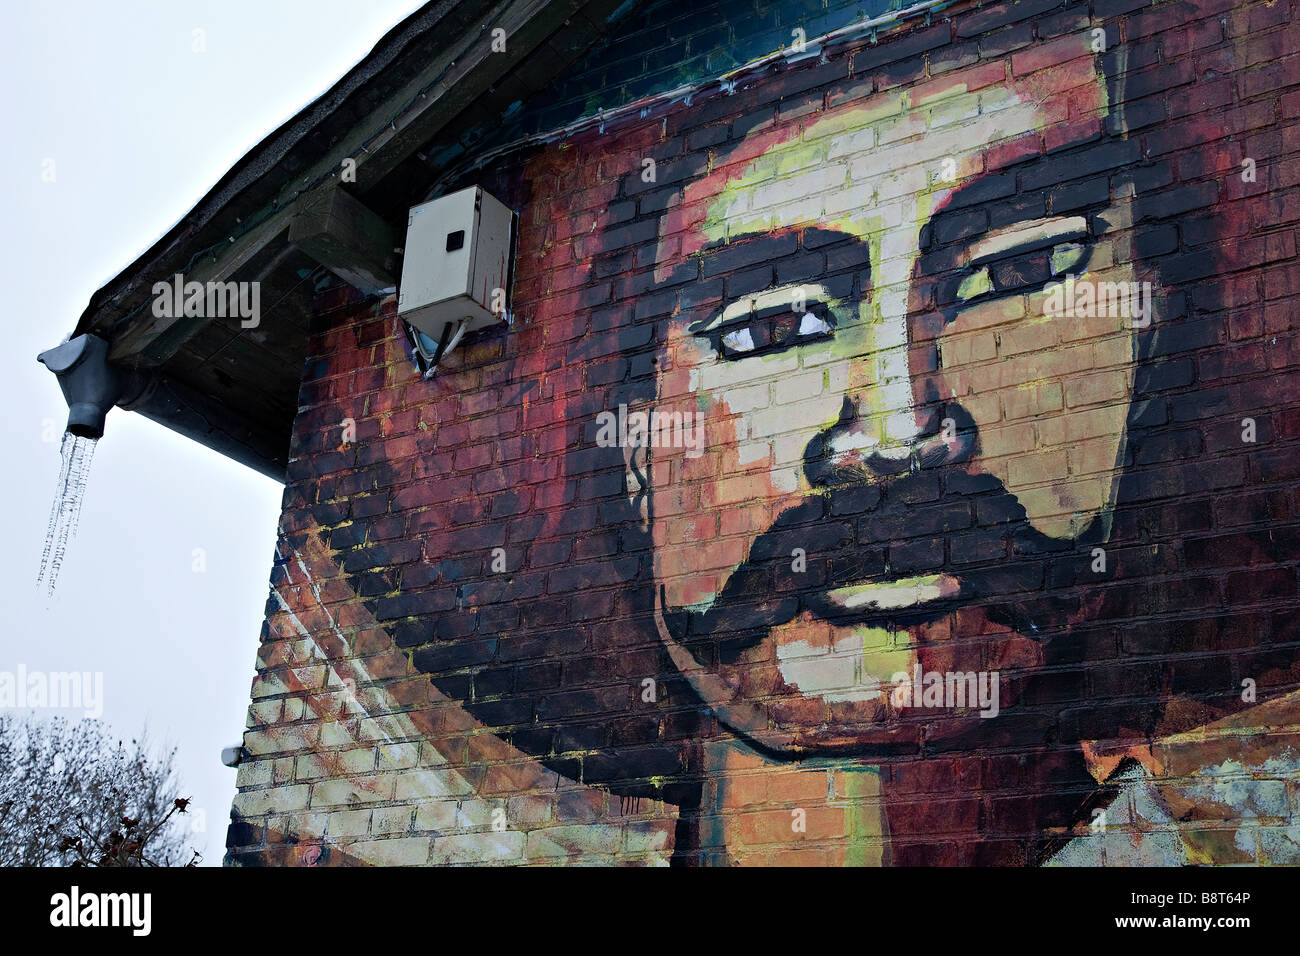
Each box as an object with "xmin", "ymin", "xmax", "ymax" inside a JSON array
[{"xmin": 397, "ymin": 186, "xmax": 513, "ymax": 338}]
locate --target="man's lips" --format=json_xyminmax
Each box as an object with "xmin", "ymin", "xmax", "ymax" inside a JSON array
[
  {"xmin": 822, "ymin": 573, "xmax": 962, "ymax": 614},
  {"xmin": 798, "ymin": 572, "xmax": 966, "ymax": 632}
]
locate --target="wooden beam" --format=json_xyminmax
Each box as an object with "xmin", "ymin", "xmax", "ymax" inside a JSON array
[{"xmin": 288, "ymin": 185, "xmax": 397, "ymax": 295}]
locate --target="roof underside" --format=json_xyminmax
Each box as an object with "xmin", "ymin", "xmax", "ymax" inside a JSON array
[{"xmin": 73, "ymin": 0, "xmax": 632, "ymax": 479}]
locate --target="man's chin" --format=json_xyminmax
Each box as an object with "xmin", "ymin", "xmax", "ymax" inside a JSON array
[
  {"xmin": 714, "ymin": 694, "xmax": 1020, "ymax": 760},
  {"xmin": 654, "ymin": 602, "xmax": 1043, "ymax": 760}
]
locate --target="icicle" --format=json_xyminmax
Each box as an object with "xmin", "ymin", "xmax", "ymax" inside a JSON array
[{"xmin": 36, "ymin": 432, "xmax": 98, "ymax": 597}]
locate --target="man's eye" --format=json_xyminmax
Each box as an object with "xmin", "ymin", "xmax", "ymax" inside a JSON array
[
  {"xmin": 721, "ymin": 327, "xmax": 756, "ymax": 353},
  {"xmin": 797, "ymin": 312, "xmax": 833, "ymax": 337},
  {"xmin": 710, "ymin": 304, "xmax": 836, "ymax": 359},
  {"xmin": 953, "ymin": 240, "xmax": 1092, "ymax": 305}
]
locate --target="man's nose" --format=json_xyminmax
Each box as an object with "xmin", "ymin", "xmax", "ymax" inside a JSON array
[{"xmin": 802, "ymin": 296, "xmax": 973, "ymax": 486}]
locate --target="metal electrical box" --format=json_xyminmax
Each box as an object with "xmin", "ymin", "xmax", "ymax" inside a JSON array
[{"xmin": 397, "ymin": 186, "xmax": 514, "ymax": 344}]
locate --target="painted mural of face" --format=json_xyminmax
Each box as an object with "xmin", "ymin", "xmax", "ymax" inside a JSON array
[{"xmin": 639, "ymin": 41, "xmax": 1153, "ymax": 755}]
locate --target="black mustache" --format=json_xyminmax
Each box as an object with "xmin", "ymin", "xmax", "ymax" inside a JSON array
[{"xmin": 661, "ymin": 466, "xmax": 1085, "ymax": 665}]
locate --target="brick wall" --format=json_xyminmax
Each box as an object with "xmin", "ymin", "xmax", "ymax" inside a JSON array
[
  {"xmin": 227, "ymin": 0, "xmax": 1300, "ymax": 866},
  {"xmin": 503, "ymin": 0, "xmax": 913, "ymax": 136}
]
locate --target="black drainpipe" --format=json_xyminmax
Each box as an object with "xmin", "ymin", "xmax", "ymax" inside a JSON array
[{"xmin": 37, "ymin": 334, "xmax": 150, "ymax": 439}]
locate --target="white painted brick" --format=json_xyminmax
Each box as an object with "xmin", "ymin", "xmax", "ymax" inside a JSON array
[
  {"xmin": 232, "ymin": 784, "xmax": 309, "ymax": 816},
  {"xmin": 431, "ymin": 830, "xmax": 525, "ymax": 865},
  {"xmin": 346, "ymin": 837, "xmax": 430, "ymax": 866}
]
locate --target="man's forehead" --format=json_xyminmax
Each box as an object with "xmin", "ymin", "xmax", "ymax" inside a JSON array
[
  {"xmin": 702, "ymin": 86, "xmax": 1040, "ymax": 242},
  {"xmin": 672, "ymin": 46, "xmax": 1108, "ymax": 253}
]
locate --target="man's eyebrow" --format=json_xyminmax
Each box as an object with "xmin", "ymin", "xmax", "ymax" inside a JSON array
[
  {"xmin": 670, "ymin": 226, "xmax": 867, "ymax": 274},
  {"xmin": 705, "ymin": 226, "xmax": 861, "ymax": 250},
  {"xmin": 696, "ymin": 231, "xmax": 784, "ymax": 256},
  {"xmin": 926, "ymin": 132, "xmax": 1129, "ymax": 255},
  {"xmin": 967, "ymin": 216, "xmax": 1088, "ymax": 264}
]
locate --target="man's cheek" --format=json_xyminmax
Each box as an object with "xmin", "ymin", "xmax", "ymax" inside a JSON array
[
  {"xmin": 661, "ymin": 446, "xmax": 785, "ymax": 598},
  {"xmin": 939, "ymin": 287, "xmax": 1133, "ymax": 533},
  {"xmin": 650, "ymin": 385, "xmax": 793, "ymax": 602}
]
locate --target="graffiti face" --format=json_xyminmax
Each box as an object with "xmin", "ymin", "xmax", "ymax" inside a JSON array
[{"xmin": 641, "ymin": 49, "xmax": 1150, "ymax": 753}]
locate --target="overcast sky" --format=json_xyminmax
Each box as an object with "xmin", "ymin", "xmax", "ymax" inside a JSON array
[{"xmin": 1, "ymin": 0, "xmax": 427, "ymax": 865}]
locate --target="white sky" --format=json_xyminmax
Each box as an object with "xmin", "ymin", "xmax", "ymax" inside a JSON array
[{"xmin": 0, "ymin": 0, "xmax": 428, "ymax": 865}]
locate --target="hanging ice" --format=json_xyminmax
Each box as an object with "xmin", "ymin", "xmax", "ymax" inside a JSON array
[{"xmin": 36, "ymin": 432, "xmax": 98, "ymax": 597}]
